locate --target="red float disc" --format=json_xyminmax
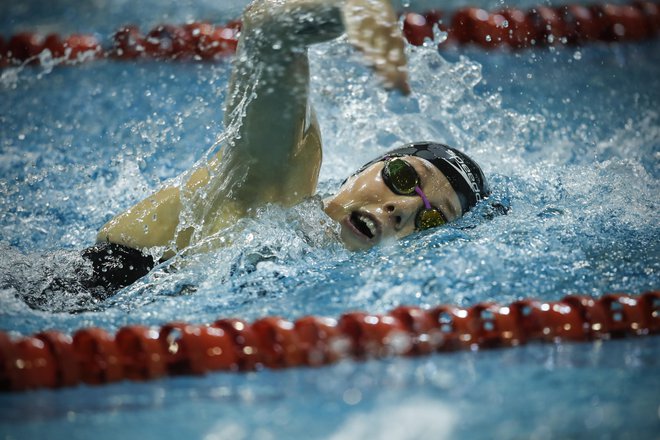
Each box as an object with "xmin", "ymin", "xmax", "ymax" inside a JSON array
[
  {"xmin": 403, "ymin": 13, "xmax": 434, "ymax": 46},
  {"xmin": 64, "ymin": 34, "xmax": 102, "ymax": 62},
  {"xmin": 8, "ymin": 32, "xmax": 44, "ymax": 63},
  {"xmin": 13, "ymin": 337, "xmax": 58, "ymax": 390},
  {"xmin": 557, "ymin": 5, "xmax": 602, "ymax": 43},
  {"xmin": 527, "ymin": 6, "xmax": 569, "ymax": 45},
  {"xmin": 252, "ymin": 317, "xmax": 304, "ymax": 368},
  {"xmin": 212, "ymin": 318, "xmax": 261, "ymax": 371},
  {"xmin": 294, "ymin": 316, "xmax": 344, "ymax": 366},
  {"xmin": 498, "ymin": 8, "xmax": 534, "ymax": 48},
  {"xmin": 0, "ymin": 36, "xmax": 6, "ymax": 62},
  {"xmin": 389, "ymin": 306, "xmax": 437, "ymax": 354},
  {"xmin": 467, "ymin": 303, "xmax": 526, "ymax": 347},
  {"xmin": 450, "ymin": 8, "xmax": 478, "ymax": 44},
  {"xmin": 450, "ymin": 8, "xmax": 508, "ymax": 48},
  {"xmin": 0, "ymin": 332, "xmax": 19, "ymax": 391},
  {"xmin": 144, "ymin": 25, "xmax": 193, "ymax": 59},
  {"xmin": 640, "ymin": 291, "xmax": 660, "ymax": 332},
  {"xmin": 196, "ymin": 326, "xmax": 239, "ymax": 372},
  {"xmin": 338, "ymin": 312, "xmax": 409, "ymax": 357},
  {"xmin": 159, "ymin": 323, "xmax": 236, "ymax": 375},
  {"xmin": 43, "ymin": 34, "xmax": 66, "ymax": 59},
  {"xmin": 116, "ymin": 326, "xmax": 167, "ymax": 380},
  {"xmin": 72, "ymin": 328, "xmax": 123, "ymax": 385},
  {"xmin": 35, "ymin": 331, "xmax": 81, "ymax": 387},
  {"xmin": 426, "ymin": 305, "xmax": 472, "ymax": 350},
  {"xmin": 601, "ymin": 4, "xmax": 652, "ymax": 40},
  {"xmin": 111, "ymin": 26, "xmax": 146, "ymax": 59},
  {"xmin": 632, "ymin": 0, "xmax": 660, "ymax": 32},
  {"xmin": 597, "ymin": 294, "xmax": 649, "ymax": 336}
]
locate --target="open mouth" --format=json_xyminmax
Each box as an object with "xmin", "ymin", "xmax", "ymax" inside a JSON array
[{"xmin": 349, "ymin": 211, "xmax": 377, "ymax": 239}]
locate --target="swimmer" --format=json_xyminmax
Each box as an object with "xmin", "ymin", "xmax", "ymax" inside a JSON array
[{"xmin": 81, "ymin": 0, "xmax": 490, "ymax": 294}]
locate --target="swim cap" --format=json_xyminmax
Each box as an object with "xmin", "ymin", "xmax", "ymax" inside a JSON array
[{"xmin": 351, "ymin": 142, "xmax": 490, "ymax": 214}]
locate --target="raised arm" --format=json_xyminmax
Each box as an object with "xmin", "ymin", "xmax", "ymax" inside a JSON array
[
  {"xmin": 97, "ymin": 0, "xmax": 407, "ymax": 256},
  {"xmin": 199, "ymin": 0, "xmax": 408, "ymax": 226},
  {"xmin": 210, "ymin": 0, "xmax": 346, "ymax": 209},
  {"xmin": 217, "ymin": 0, "xmax": 408, "ymax": 204}
]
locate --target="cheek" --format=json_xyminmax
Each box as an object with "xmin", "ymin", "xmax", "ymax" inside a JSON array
[
  {"xmin": 331, "ymin": 182, "xmax": 365, "ymax": 207},
  {"xmin": 326, "ymin": 167, "xmax": 391, "ymax": 213},
  {"xmin": 323, "ymin": 194, "xmax": 346, "ymax": 221},
  {"xmin": 394, "ymin": 222, "xmax": 416, "ymax": 240},
  {"xmin": 323, "ymin": 182, "xmax": 359, "ymax": 220},
  {"xmin": 330, "ymin": 184, "xmax": 356, "ymax": 208}
]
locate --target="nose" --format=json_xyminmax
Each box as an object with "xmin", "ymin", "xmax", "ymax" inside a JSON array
[{"xmin": 383, "ymin": 198, "xmax": 418, "ymax": 231}]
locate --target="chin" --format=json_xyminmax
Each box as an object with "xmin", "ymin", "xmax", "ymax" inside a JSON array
[{"xmin": 339, "ymin": 227, "xmax": 377, "ymax": 251}]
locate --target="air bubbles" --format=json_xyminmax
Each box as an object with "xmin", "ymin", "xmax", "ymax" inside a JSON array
[{"xmin": 432, "ymin": 25, "xmax": 448, "ymax": 45}]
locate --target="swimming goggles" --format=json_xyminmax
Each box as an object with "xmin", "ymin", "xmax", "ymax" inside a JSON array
[{"xmin": 381, "ymin": 158, "xmax": 447, "ymax": 230}]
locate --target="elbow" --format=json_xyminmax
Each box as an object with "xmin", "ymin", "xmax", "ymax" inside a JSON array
[
  {"xmin": 242, "ymin": 0, "xmax": 297, "ymax": 30},
  {"xmin": 241, "ymin": 0, "xmax": 344, "ymax": 46}
]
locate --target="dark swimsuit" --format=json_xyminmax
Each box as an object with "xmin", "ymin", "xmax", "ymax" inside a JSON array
[
  {"xmin": 81, "ymin": 242, "xmax": 156, "ymax": 292},
  {"xmin": 14, "ymin": 242, "xmax": 156, "ymax": 311}
]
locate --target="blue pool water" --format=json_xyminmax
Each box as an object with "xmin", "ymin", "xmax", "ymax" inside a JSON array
[{"xmin": 1, "ymin": 0, "xmax": 659, "ymax": 438}]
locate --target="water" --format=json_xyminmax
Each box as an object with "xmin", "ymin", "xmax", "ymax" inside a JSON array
[{"xmin": 1, "ymin": 0, "xmax": 659, "ymax": 438}]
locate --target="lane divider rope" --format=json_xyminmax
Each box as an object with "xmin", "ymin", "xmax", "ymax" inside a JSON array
[
  {"xmin": 1, "ymin": 291, "xmax": 658, "ymax": 392},
  {"xmin": 1, "ymin": 1, "xmax": 659, "ymax": 69}
]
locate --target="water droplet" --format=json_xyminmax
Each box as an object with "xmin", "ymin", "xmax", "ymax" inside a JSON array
[{"xmin": 342, "ymin": 388, "xmax": 362, "ymax": 405}]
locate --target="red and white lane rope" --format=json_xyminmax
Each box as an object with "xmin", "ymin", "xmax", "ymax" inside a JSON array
[
  {"xmin": 1, "ymin": 291, "xmax": 658, "ymax": 392},
  {"xmin": 404, "ymin": 0, "xmax": 660, "ymax": 48},
  {"xmin": 1, "ymin": 1, "xmax": 659, "ymax": 68}
]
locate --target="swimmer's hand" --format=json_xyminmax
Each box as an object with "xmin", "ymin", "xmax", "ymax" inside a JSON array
[{"xmin": 342, "ymin": 0, "xmax": 410, "ymax": 95}]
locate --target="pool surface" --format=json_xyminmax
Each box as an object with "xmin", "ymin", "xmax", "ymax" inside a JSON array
[{"xmin": 1, "ymin": 0, "xmax": 659, "ymax": 438}]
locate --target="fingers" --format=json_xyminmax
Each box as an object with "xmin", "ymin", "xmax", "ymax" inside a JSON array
[{"xmin": 342, "ymin": 0, "xmax": 411, "ymax": 95}]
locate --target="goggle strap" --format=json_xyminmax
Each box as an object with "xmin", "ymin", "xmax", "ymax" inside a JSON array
[{"xmin": 414, "ymin": 186, "xmax": 432, "ymax": 210}]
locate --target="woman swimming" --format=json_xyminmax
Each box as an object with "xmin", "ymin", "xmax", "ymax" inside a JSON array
[{"xmin": 80, "ymin": 0, "xmax": 490, "ymax": 294}]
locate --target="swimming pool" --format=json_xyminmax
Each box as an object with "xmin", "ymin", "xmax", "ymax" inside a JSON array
[{"xmin": 1, "ymin": 0, "xmax": 659, "ymax": 438}]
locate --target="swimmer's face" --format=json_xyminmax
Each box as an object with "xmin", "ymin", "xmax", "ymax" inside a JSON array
[{"xmin": 323, "ymin": 155, "xmax": 462, "ymax": 251}]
